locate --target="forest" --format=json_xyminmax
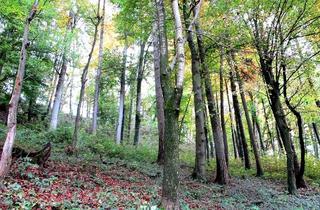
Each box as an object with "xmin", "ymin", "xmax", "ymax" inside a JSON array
[{"xmin": 0, "ymin": 0, "xmax": 320, "ymax": 209}]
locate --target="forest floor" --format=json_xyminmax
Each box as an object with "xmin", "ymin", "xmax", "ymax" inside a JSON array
[{"xmin": 1, "ymin": 153, "xmax": 320, "ymax": 210}]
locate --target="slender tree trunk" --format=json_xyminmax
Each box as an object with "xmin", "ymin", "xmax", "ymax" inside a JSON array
[
  {"xmin": 183, "ymin": 4, "xmax": 206, "ymax": 180},
  {"xmin": 50, "ymin": 58, "xmax": 67, "ymax": 130},
  {"xmin": 203, "ymin": 106, "xmax": 211, "ymax": 161},
  {"xmin": 126, "ymin": 84, "xmax": 135, "ymax": 140},
  {"xmin": 50, "ymin": 11, "xmax": 75, "ymax": 130},
  {"xmin": 116, "ymin": 37, "xmax": 128, "ymax": 145},
  {"xmin": 86, "ymin": 97, "xmax": 90, "ymax": 119},
  {"xmin": 227, "ymin": 56, "xmax": 250, "ymax": 169},
  {"xmin": 27, "ymin": 97, "xmax": 34, "ymax": 122},
  {"xmin": 69, "ymin": 68, "xmax": 74, "ymax": 119},
  {"xmin": 255, "ymin": 116, "xmax": 265, "ymax": 151},
  {"xmin": 232, "ymin": 54, "xmax": 263, "ymax": 176},
  {"xmin": 283, "ymin": 64, "xmax": 306, "ymax": 188},
  {"xmin": 219, "ymin": 49, "xmax": 229, "ymax": 165},
  {"xmin": 161, "ymin": 0, "xmax": 186, "ymax": 208},
  {"xmin": 152, "ymin": 26, "xmax": 165, "ymax": 164},
  {"xmin": 226, "ymin": 80, "xmax": 239, "ymax": 159},
  {"xmin": 91, "ymin": 0, "xmax": 106, "ymax": 134},
  {"xmin": 0, "ymin": 0, "xmax": 39, "ymax": 178},
  {"xmin": 133, "ymin": 42, "xmax": 146, "ymax": 146},
  {"xmin": 45, "ymin": 58, "xmax": 59, "ymax": 119},
  {"xmin": 72, "ymin": 2, "xmax": 100, "ymax": 150},
  {"xmin": 227, "ymin": 78, "xmax": 243, "ymax": 158},
  {"xmin": 313, "ymin": 123, "xmax": 320, "ymax": 146},
  {"xmin": 194, "ymin": 12, "xmax": 228, "ymax": 184},
  {"xmin": 310, "ymin": 124, "xmax": 319, "ymax": 158},
  {"xmin": 276, "ymin": 123, "xmax": 284, "ymax": 152},
  {"xmin": 249, "ymin": 92, "xmax": 265, "ymax": 151},
  {"xmin": 260, "ymin": 57, "xmax": 297, "ymax": 194},
  {"xmin": 262, "ymin": 98, "xmax": 275, "ymax": 154}
]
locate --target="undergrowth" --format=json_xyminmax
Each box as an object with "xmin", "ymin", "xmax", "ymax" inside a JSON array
[{"xmin": 1, "ymin": 122, "xmax": 320, "ymax": 187}]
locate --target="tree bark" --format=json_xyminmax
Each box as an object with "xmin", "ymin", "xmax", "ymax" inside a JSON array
[
  {"xmin": 194, "ymin": 9, "xmax": 229, "ymax": 184},
  {"xmin": 0, "ymin": 0, "xmax": 39, "ymax": 178},
  {"xmin": 72, "ymin": 2, "xmax": 100, "ymax": 150},
  {"xmin": 183, "ymin": 2, "xmax": 206, "ymax": 180},
  {"xmin": 116, "ymin": 36, "xmax": 128, "ymax": 145},
  {"xmin": 227, "ymin": 56, "xmax": 250, "ymax": 169},
  {"xmin": 91, "ymin": 0, "xmax": 106, "ymax": 134},
  {"xmin": 133, "ymin": 42, "xmax": 146, "ymax": 146}
]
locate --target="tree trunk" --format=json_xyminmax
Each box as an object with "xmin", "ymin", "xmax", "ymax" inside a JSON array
[
  {"xmin": 283, "ymin": 63, "xmax": 306, "ymax": 188},
  {"xmin": 227, "ymin": 56, "xmax": 250, "ymax": 169},
  {"xmin": 116, "ymin": 37, "xmax": 128, "ymax": 145},
  {"xmin": 133, "ymin": 42, "xmax": 146, "ymax": 146},
  {"xmin": 313, "ymin": 123, "xmax": 320, "ymax": 146},
  {"xmin": 310, "ymin": 124, "xmax": 319, "ymax": 158},
  {"xmin": 152, "ymin": 26, "xmax": 165, "ymax": 164},
  {"xmin": 194, "ymin": 11, "xmax": 228, "ymax": 184},
  {"xmin": 183, "ymin": 4, "xmax": 206, "ymax": 180},
  {"xmin": 204, "ymin": 107, "xmax": 211, "ymax": 161},
  {"xmin": 50, "ymin": 11, "xmax": 75, "ymax": 130},
  {"xmin": 276, "ymin": 125, "xmax": 285, "ymax": 153},
  {"xmin": 161, "ymin": 0, "xmax": 186, "ymax": 208},
  {"xmin": 225, "ymin": 80, "xmax": 239, "ymax": 159},
  {"xmin": 249, "ymin": 92, "xmax": 265, "ymax": 151},
  {"xmin": 219, "ymin": 49, "xmax": 229, "ymax": 165},
  {"xmin": 126, "ymin": 84, "xmax": 135, "ymax": 141},
  {"xmin": 0, "ymin": 0, "xmax": 39, "ymax": 178},
  {"xmin": 232, "ymin": 54, "xmax": 263, "ymax": 176},
  {"xmin": 91, "ymin": 0, "xmax": 106, "ymax": 135},
  {"xmin": 72, "ymin": 2, "xmax": 100, "ymax": 150},
  {"xmin": 262, "ymin": 98, "xmax": 275, "ymax": 154},
  {"xmin": 45, "ymin": 57, "xmax": 59, "ymax": 120},
  {"xmin": 27, "ymin": 97, "xmax": 33, "ymax": 122},
  {"xmin": 259, "ymin": 57, "xmax": 297, "ymax": 194},
  {"xmin": 50, "ymin": 58, "xmax": 67, "ymax": 130},
  {"xmin": 69, "ymin": 68, "xmax": 74, "ymax": 119}
]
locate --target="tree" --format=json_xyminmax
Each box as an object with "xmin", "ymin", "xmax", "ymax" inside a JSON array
[
  {"xmin": 91, "ymin": 0, "xmax": 106, "ymax": 134},
  {"xmin": 115, "ymin": 35, "xmax": 128, "ymax": 145},
  {"xmin": 72, "ymin": 0, "xmax": 101, "ymax": 150},
  {"xmin": 194, "ymin": 1, "xmax": 229, "ymax": 184},
  {"xmin": 49, "ymin": 10, "xmax": 76, "ymax": 130},
  {"xmin": 219, "ymin": 48, "xmax": 229, "ymax": 165},
  {"xmin": 230, "ymin": 52, "xmax": 263, "ymax": 176},
  {"xmin": 152, "ymin": 22, "xmax": 165, "ymax": 164},
  {"xmin": 159, "ymin": 0, "xmax": 186, "ymax": 207},
  {"xmin": 182, "ymin": 0, "xmax": 206, "ymax": 180},
  {"xmin": 0, "ymin": 0, "xmax": 39, "ymax": 178},
  {"xmin": 133, "ymin": 41, "xmax": 146, "ymax": 145},
  {"xmin": 227, "ymin": 54, "xmax": 251, "ymax": 169}
]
